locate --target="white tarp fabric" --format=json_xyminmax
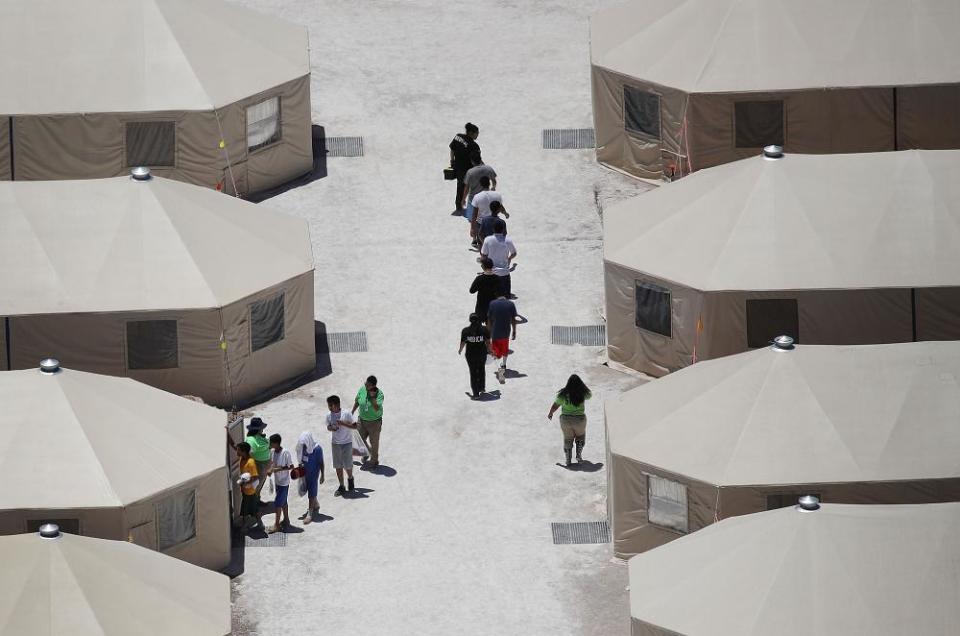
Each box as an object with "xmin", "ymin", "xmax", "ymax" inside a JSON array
[
  {"xmin": 0, "ymin": 531, "xmax": 230, "ymax": 635},
  {"xmin": 0, "ymin": 176, "xmax": 316, "ymax": 406},
  {"xmin": 629, "ymin": 503, "xmax": 960, "ymax": 636},
  {"xmin": 603, "ymin": 150, "xmax": 960, "ymax": 376},
  {"xmin": 0, "ymin": 366, "xmax": 231, "ymax": 570},
  {"xmin": 607, "ymin": 341, "xmax": 960, "ymax": 558},
  {"xmin": 590, "ymin": 0, "xmax": 960, "ymax": 178}
]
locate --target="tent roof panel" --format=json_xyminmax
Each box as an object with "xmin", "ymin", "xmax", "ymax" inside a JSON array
[
  {"xmin": 0, "ymin": 0, "xmax": 308, "ymax": 114},
  {"xmin": 591, "ymin": 0, "xmax": 960, "ymax": 93},
  {"xmin": 603, "ymin": 150, "xmax": 960, "ymax": 291},
  {"xmin": 607, "ymin": 341, "xmax": 960, "ymax": 485}
]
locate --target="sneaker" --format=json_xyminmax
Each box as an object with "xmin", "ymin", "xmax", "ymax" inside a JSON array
[
  {"xmin": 348, "ymin": 478, "xmax": 355, "ymax": 492},
  {"xmin": 335, "ymin": 485, "xmax": 345, "ymax": 496}
]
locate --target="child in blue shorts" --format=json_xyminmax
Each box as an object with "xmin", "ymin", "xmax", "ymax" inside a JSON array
[{"xmin": 267, "ymin": 434, "xmax": 294, "ymax": 534}]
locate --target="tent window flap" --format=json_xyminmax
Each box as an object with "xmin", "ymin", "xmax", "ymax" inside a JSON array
[
  {"xmin": 157, "ymin": 489, "xmax": 196, "ymax": 551},
  {"xmin": 636, "ymin": 281, "xmax": 672, "ymax": 337},
  {"xmin": 647, "ymin": 474, "xmax": 688, "ymax": 533},
  {"xmin": 735, "ymin": 100, "xmax": 784, "ymax": 148},
  {"xmin": 247, "ymin": 97, "xmax": 281, "ymax": 152},
  {"xmin": 126, "ymin": 320, "xmax": 179, "ymax": 370},
  {"xmin": 251, "ymin": 293, "xmax": 285, "ymax": 352},
  {"xmin": 746, "ymin": 298, "xmax": 799, "ymax": 348},
  {"xmin": 624, "ymin": 86, "xmax": 661, "ymax": 139},
  {"xmin": 125, "ymin": 121, "xmax": 176, "ymax": 167}
]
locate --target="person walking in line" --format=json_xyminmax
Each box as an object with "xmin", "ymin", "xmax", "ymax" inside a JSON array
[
  {"xmin": 477, "ymin": 200, "xmax": 507, "ymax": 245},
  {"xmin": 480, "ymin": 218, "xmax": 517, "ymax": 299},
  {"xmin": 450, "ymin": 123, "xmax": 480, "ymax": 213},
  {"xmin": 351, "ymin": 376, "xmax": 384, "ymax": 468},
  {"xmin": 266, "ymin": 434, "xmax": 294, "ymax": 534},
  {"xmin": 462, "ymin": 157, "xmax": 497, "ymax": 239},
  {"xmin": 296, "ymin": 431, "xmax": 325, "ymax": 524},
  {"xmin": 487, "ymin": 293, "xmax": 519, "ymax": 384},
  {"xmin": 547, "ymin": 374, "xmax": 593, "ymax": 467},
  {"xmin": 459, "ymin": 313, "xmax": 492, "ymax": 399},
  {"xmin": 470, "ymin": 177, "xmax": 506, "ymax": 245},
  {"xmin": 235, "ymin": 442, "xmax": 263, "ymax": 533},
  {"xmin": 470, "ymin": 257, "xmax": 501, "ymax": 322},
  {"xmin": 326, "ymin": 395, "xmax": 358, "ymax": 495}
]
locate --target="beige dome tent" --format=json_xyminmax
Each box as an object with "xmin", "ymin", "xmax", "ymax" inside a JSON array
[
  {"xmin": 0, "ymin": 174, "xmax": 315, "ymax": 407},
  {"xmin": 0, "ymin": 0, "xmax": 312, "ymax": 196},
  {"xmin": 606, "ymin": 341, "xmax": 960, "ymax": 558},
  {"xmin": 591, "ymin": 0, "xmax": 960, "ymax": 180},
  {"xmin": 0, "ymin": 363, "xmax": 231, "ymax": 571},
  {"xmin": 0, "ymin": 525, "xmax": 230, "ymax": 635},
  {"xmin": 604, "ymin": 150, "xmax": 960, "ymax": 377},
  {"xmin": 628, "ymin": 502, "xmax": 960, "ymax": 636}
]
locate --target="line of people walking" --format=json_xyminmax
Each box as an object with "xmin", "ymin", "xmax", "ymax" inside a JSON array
[{"xmin": 230, "ymin": 376, "xmax": 386, "ymax": 534}]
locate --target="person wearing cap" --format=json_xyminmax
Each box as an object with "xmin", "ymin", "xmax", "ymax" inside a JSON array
[
  {"xmin": 235, "ymin": 442, "xmax": 263, "ymax": 533},
  {"xmin": 351, "ymin": 376, "xmax": 384, "ymax": 468},
  {"xmin": 459, "ymin": 312, "xmax": 492, "ymax": 399},
  {"xmin": 228, "ymin": 418, "xmax": 271, "ymax": 500}
]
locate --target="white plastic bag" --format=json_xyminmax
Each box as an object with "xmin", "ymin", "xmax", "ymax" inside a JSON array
[{"xmin": 352, "ymin": 429, "xmax": 370, "ymax": 458}]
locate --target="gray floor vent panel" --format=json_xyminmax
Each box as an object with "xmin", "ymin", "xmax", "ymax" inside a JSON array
[
  {"xmin": 325, "ymin": 136, "xmax": 364, "ymax": 157},
  {"xmin": 322, "ymin": 331, "xmax": 369, "ymax": 353},
  {"xmin": 551, "ymin": 521, "xmax": 610, "ymax": 545},
  {"xmin": 542, "ymin": 128, "xmax": 595, "ymax": 149},
  {"xmin": 244, "ymin": 532, "xmax": 287, "ymax": 547},
  {"xmin": 551, "ymin": 325, "xmax": 606, "ymax": 346}
]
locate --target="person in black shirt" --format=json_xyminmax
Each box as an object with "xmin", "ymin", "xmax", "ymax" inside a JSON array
[
  {"xmin": 458, "ymin": 313, "xmax": 492, "ymax": 399},
  {"xmin": 469, "ymin": 257, "xmax": 500, "ymax": 322},
  {"xmin": 449, "ymin": 122, "xmax": 481, "ymax": 212}
]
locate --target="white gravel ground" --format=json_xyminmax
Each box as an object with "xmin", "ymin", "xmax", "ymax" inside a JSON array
[{"xmin": 229, "ymin": 1, "xmax": 653, "ymax": 634}]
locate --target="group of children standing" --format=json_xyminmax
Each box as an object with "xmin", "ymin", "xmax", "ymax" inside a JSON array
[{"xmin": 232, "ymin": 376, "xmax": 385, "ymax": 533}]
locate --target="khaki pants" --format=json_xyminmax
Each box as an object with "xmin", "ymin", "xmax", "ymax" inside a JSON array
[
  {"xmin": 559, "ymin": 415, "xmax": 587, "ymax": 450},
  {"xmin": 358, "ymin": 418, "xmax": 382, "ymax": 462}
]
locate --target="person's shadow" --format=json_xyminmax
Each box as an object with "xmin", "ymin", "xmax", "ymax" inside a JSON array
[
  {"xmin": 358, "ymin": 463, "xmax": 398, "ymax": 477},
  {"xmin": 556, "ymin": 460, "xmax": 604, "ymax": 473},
  {"xmin": 504, "ymin": 369, "xmax": 527, "ymax": 379},
  {"xmin": 342, "ymin": 487, "xmax": 374, "ymax": 500},
  {"xmin": 465, "ymin": 390, "xmax": 501, "ymax": 402}
]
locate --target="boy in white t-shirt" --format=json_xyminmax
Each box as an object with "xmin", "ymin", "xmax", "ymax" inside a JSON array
[
  {"xmin": 266, "ymin": 433, "xmax": 294, "ymax": 534},
  {"xmin": 326, "ymin": 395, "xmax": 358, "ymax": 496}
]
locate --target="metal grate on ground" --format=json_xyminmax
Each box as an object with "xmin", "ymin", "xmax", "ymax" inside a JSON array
[
  {"xmin": 551, "ymin": 521, "xmax": 610, "ymax": 545},
  {"xmin": 325, "ymin": 136, "xmax": 364, "ymax": 157},
  {"xmin": 321, "ymin": 331, "xmax": 369, "ymax": 353},
  {"xmin": 244, "ymin": 532, "xmax": 287, "ymax": 547},
  {"xmin": 551, "ymin": 325, "xmax": 606, "ymax": 346},
  {"xmin": 542, "ymin": 128, "xmax": 595, "ymax": 150}
]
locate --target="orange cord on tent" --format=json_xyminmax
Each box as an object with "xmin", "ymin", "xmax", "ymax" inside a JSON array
[
  {"xmin": 692, "ymin": 314, "xmax": 703, "ymax": 363},
  {"xmin": 213, "ymin": 109, "xmax": 240, "ymax": 197}
]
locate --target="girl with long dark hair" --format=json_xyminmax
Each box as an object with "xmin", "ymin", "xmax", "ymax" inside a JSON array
[{"xmin": 547, "ymin": 374, "xmax": 592, "ymax": 466}]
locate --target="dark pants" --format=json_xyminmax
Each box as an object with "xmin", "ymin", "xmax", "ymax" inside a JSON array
[
  {"xmin": 455, "ymin": 178, "xmax": 466, "ymax": 208},
  {"xmin": 466, "ymin": 352, "xmax": 486, "ymax": 395},
  {"xmin": 497, "ymin": 274, "xmax": 511, "ymax": 298}
]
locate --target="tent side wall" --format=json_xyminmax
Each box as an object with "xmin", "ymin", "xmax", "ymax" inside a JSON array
[
  {"xmin": 592, "ymin": 66, "xmax": 688, "ymax": 180},
  {"xmin": 222, "ymin": 271, "xmax": 316, "ymax": 407},
  {"xmin": 4, "ymin": 74, "xmax": 312, "ymax": 195},
  {"xmin": 686, "ymin": 88, "xmax": 895, "ymax": 172},
  {"xmin": 6, "ymin": 308, "xmax": 228, "ymax": 405},
  {"xmin": 0, "ymin": 118, "xmax": 9, "ymax": 180},
  {"xmin": 604, "ymin": 262, "xmax": 703, "ymax": 378},
  {"xmin": 896, "ymin": 84, "xmax": 960, "ymax": 150},
  {"xmin": 631, "ymin": 618, "xmax": 677, "ymax": 636},
  {"xmin": 0, "ymin": 507, "xmax": 125, "ymax": 539},
  {"xmin": 609, "ymin": 454, "xmax": 717, "ymax": 559},
  {"xmin": 124, "ymin": 467, "xmax": 231, "ymax": 571},
  {"xmin": 916, "ymin": 287, "xmax": 960, "ymax": 341}
]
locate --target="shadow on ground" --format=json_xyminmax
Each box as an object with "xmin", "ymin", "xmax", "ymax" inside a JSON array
[
  {"xmin": 357, "ymin": 462, "xmax": 398, "ymax": 477},
  {"xmin": 555, "ymin": 460, "xmax": 604, "ymax": 473},
  {"xmin": 244, "ymin": 124, "xmax": 329, "ymax": 203}
]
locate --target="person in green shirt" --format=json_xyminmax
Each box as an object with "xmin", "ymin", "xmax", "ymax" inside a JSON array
[
  {"xmin": 351, "ymin": 375, "xmax": 384, "ymax": 467},
  {"xmin": 547, "ymin": 374, "xmax": 592, "ymax": 467},
  {"xmin": 229, "ymin": 417, "xmax": 271, "ymax": 499}
]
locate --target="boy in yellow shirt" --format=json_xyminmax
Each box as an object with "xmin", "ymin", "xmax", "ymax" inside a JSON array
[{"xmin": 236, "ymin": 442, "xmax": 263, "ymax": 533}]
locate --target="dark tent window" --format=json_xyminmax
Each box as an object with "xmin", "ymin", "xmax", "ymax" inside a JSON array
[
  {"xmin": 126, "ymin": 320, "xmax": 179, "ymax": 370},
  {"xmin": 251, "ymin": 293, "xmax": 285, "ymax": 352},
  {"xmin": 27, "ymin": 519, "xmax": 80, "ymax": 534},
  {"xmin": 766, "ymin": 493, "xmax": 820, "ymax": 511},
  {"xmin": 624, "ymin": 86, "xmax": 661, "ymax": 138},
  {"xmin": 636, "ymin": 281, "xmax": 672, "ymax": 337},
  {"xmin": 746, "ymin": 299, "xmax": 799, "ymax": 348},
  {"xmin": 126, "ymin": 121, "xmax": 176, "ymax": 167},
  {"xmin": 734, "ymin": 100, "xmax": 784, "ymax": 148}
]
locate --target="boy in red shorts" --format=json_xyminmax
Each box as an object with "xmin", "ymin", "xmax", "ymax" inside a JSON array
[{"xmin": 487, "ymin": 293, "xmax": 519, "ymax": 384}]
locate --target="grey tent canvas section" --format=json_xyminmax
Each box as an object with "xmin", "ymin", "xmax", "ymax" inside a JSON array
[
  {"xmin": 603, "ymin": 150, "xmax": 960, "ymax": 377},
  {"xmin": 629, "ymin": 503, "xmax": 960, "ymax": 636},
  {"xmin": 0, "ymin": 0, "xmax": 313, "ymax": 194},
  {"xmin": 0, "ymin": 176, "xmax": 316, "ymax": 407},
  {"xmin": 590, "ymin": 0, "xmax": 960, "ymax": 179},
  {"xmin": 606, "ymin": 341, "xmax": 960, "ymax": 557}
]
